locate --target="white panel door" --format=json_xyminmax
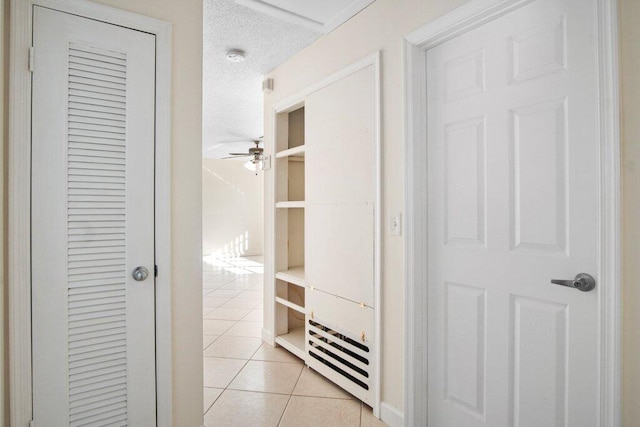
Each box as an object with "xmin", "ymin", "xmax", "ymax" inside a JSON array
[
  {"xmin": 31, "ymin": 7, "xmax": 156, "ymax": 425},
  {"xmin": 426, "ymin": 0, "xmax": 600, "ymax": 426}
]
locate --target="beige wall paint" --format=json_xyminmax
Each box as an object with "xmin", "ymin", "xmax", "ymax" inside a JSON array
[
  {"xmin": 10, "ymin": 0, "xmax": 204, "ymax": 424},
  {"xmin": 202, "ymin": 159, "xmax": 264, "ymax": 257},
  {"xmin": 266, "ymin": 0, "xmax": 638, "ymax": 416},
  {"xmin": 1, "ymin": 0, "xmax": 5, "ymax": 424},
  {"xmin": 264, "ymin": 0, "xmax": 469, "ymax": 411},
  {"xmin": 620, "ymin": 0, "xmax": 639, "ymax": 425}
]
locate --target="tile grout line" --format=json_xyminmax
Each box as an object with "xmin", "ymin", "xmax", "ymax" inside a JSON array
[
  {"xmin": 203, "ymin": 271, "xmax": 261, "ymax": 417},
  {"xmin": 202, "ymin": 256, "xmax": 272, "ymax": 424},
  {"xmin": 203, "ymin": 387, "xmax": 222, "ymax": 415},
  {"xmin": 276, "ymin": 363, "xmax": 306, "ymax": 427}
]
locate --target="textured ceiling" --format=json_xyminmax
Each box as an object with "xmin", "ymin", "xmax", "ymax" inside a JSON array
[{"xmin": 202, "ymin": 0, "xmax": 320, "ymax": 159}]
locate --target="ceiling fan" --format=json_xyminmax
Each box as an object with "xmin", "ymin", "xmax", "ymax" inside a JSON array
[{"xmin": 221, "ymin": 139, "xmax": 264, "ymax": 173}]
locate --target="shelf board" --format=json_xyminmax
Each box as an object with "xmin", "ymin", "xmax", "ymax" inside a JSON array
[
  {"xmin": 275, "ymin": 326, "xmax": 305, "ymax": 359},
  {"xmin": 275, "ymin": 296, "xmax": 305, "ymax": 314},
  {"xmin": 276, "ymin": 145, "xmax": 305, "ymax": 159},
  {"xmin": 275, "ymin": 266, "xmax": 305, "ymax": 287},
  {"xmin": 276, "ymin": 201, "xmax": 305, "ymax": 209}
]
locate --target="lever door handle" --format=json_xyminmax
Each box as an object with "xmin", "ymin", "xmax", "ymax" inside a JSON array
[{"xmin": 551, "ymin": 273, "xmax": 595, "ymax": 292}]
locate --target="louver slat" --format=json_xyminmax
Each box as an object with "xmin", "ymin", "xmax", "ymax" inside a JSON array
[
  {"xmin": 67, "ymin": 42, "xmax": 129, "ymax": 425},
  {"xmin": 307, "ymin": 319, "xmax": 372, "ymax": 394},
  {"xmin": 69, "ymin": 345, "xmax": 127, "ymax": 364}
]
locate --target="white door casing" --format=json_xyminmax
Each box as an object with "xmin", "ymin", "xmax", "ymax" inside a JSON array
[
  {"xmin": 31, "ymin": 6, "xmax": 156, "ymax": 425},
  {"xmin": 9, "ymin": 1, "xmax": 172, "ymax": 425},
  {"xmin": 404, "ymin": 0, "xmax": 621, "ymax": 426}
]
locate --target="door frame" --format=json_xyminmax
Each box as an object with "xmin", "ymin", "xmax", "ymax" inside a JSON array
[
  {"xmin": 403, "ymin": 0, "xmax": 622, "ymax": 425},
  {"xmin": 8, "ymin": 0, "xmax": 173, "ymax": 425}
]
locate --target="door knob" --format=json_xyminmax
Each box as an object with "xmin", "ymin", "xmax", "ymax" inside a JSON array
[
  {"xmin": 132, "ymin": 266, "xmax": 149, "ymax": 281},
  {"xmin": 550, "ymin": 273, "xmax": 595, "ymax": 292}
]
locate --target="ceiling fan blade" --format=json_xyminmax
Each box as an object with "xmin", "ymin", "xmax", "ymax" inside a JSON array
[
  {"xmin": 215, "ymin": 137, "xmax": 263, "ymax": 145},
  {"xmin": 221, "ymin": 155, "xmax": 251, "ymax": 159},
  {"xmin": 228, "ymin": 153, "xmax": 250, "ymax": 156}
]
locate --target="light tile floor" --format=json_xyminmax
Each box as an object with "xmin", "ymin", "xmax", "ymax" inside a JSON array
[{"xmin": 202, "ymin": 255, "xmax": 387, "ymax": 427}]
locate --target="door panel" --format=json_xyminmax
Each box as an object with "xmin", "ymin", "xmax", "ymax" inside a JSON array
[
  {"xmin": 304, "ymin": 65, "xmax": 377, "ymax": 308},
  {"xmin": 426, "ymin": 0, "xmax": 599, "ymax": 425},
  {"xmin": 305, "ymin": 65, "xmax": 375, "ymax": 205},
  {"xmin": 32, "ymin": 7, "xmax": 156, "ymax": 425},
  {"xmin": 306, "ymin": 203, "xmax": 375, "ymax": 306}
]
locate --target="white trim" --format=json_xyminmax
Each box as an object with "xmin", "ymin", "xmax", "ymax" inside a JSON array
[
  {"xmin": 265, "ymin": 105, "xmax": 277, "ymax": 348},
  {"xmin": 234, "ymin": 0, "xmax": 324, "ymax": 32},
  {"xmin": 372, "ymin": 51, "xmax": 382, "ymax": 421},
  {"xmin": 261, "ymin": 327, "xmax": 274, "ymax": 345},
  {"xmin": 595, "ymin": 0, "xmax": 622, "ymax": 425},
  {"xmin": 272, "ymin": 53, "xmax": 379, "ymax": 113},
  {"xmin": 266, "ymin": 51, "xmax": 381, "ymax": 416},
  {"xmin": 9, "ymin": 1, "xmax": 173, "ymax": 426},
  {"xmin": 402, "ymin": 36, "xmax": 428, "ymax": 427},
  {"xmin": 380, "ymin": 402, "xmax": 405, "ymax": 427},
  {"xmin": 8, "ymin": 1, "xmax": 33, "ymax": 423},
  {"xmin": 403, "ymin": 0, "xmax": 622, "ymax": 426},
  {"xmin": 151, "ymin": 15, "xmax": 173, "ymax": 427},
  {"xmin": 324, "ymin": 0, "xmax": 375, "ymax": 34},
  {"xmin": 235, "ymin": 0, "xmax": 374, "ymax": 34},
  {"xmin": 405, "ymin": 0, "xmax": 535, "ymax": 47}
]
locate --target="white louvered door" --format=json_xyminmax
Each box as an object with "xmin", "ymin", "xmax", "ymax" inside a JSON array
[{"xmin": 31, "ymin": 7, "xmax": 156, "ymax": 425}]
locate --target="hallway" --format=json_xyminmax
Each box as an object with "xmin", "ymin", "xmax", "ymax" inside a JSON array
[{"xmin": 202, "ymin": 256, "xmax": 386, "ymax": 426}]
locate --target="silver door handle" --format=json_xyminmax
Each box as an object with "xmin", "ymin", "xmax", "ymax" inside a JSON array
[
  {"xmin": 132, "ymin": 266, "xmax": 149, "ymax": 281},
  {"xmin": 550, "ymin": 273, "xmax": 595, "ymax": 292}
]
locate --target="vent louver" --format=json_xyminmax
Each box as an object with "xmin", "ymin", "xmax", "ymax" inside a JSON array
[{"xmin": 307, "ymin": 319, "xmax": 371, "ymax": 392}]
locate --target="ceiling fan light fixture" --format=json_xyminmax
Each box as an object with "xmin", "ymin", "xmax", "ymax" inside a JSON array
[
  {"xmin": 226, "ymin": 49, "xmax": 245, "ymax": 62},
  {"xmin": 244, "ymin": 158, "xmax": 261, "ymax": 174}
]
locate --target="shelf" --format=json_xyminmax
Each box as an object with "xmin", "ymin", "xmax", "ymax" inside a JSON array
[
  {"xmin": 275, "ymin": 326, "xmax": 305, "ymax": 359},
  {"xmin": 276, "ymin": 145, "xmax": 305, "ymax": 159},
  {"xmin": 275, "ymin": 296, "xmax": 305, "ymax": 314},
  {"xmin": 276, "ymin": 201, "xmax": 305, "ymax": 209},
  {"xmin": 275, "ymin": 266, "xmax": 305, "ymax": 287}
]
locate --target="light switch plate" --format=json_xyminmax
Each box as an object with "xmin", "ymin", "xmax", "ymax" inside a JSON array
[
  {"xmin": 261, "ymin": 155, "xmax": 271, "ymax": 170},
  {"xmin": 390, "ymin": 212, "xmax": 402, "ymax": 236}
]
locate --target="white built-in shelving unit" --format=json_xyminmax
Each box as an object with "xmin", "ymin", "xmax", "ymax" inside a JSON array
[
  {"xmin": 267, "ymin": 53, "xmax": 380, "ymax": 413},
  {"xmin": 273, "ymin": 107, "xmax": 307, "ymax": 358}
]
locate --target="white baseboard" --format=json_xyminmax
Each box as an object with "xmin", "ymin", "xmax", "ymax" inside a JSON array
[
  {"xmin": 202, "ymin": 251, "xmax": 264, "ymax": 258},
  {"xmin": 240, "ymin": 251, "xmax": 264, "ymax": 257},
  {"xmin": 380, "ymin": 402, "xmax": 404, "ymax": 427},
  {"xmin": 261, "ymin": 327, "xmax": 274, "ymax": 345}
]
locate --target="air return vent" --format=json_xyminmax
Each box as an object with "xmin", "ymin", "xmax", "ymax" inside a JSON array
[{"xmin": 307, "ymin": 319, "xmax": 371, "ymax": 392}]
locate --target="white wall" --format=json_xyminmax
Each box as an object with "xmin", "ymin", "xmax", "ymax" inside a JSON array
[{"xmin": 202, "ymin": 159, "xmax": 264, "ymax": 257}]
